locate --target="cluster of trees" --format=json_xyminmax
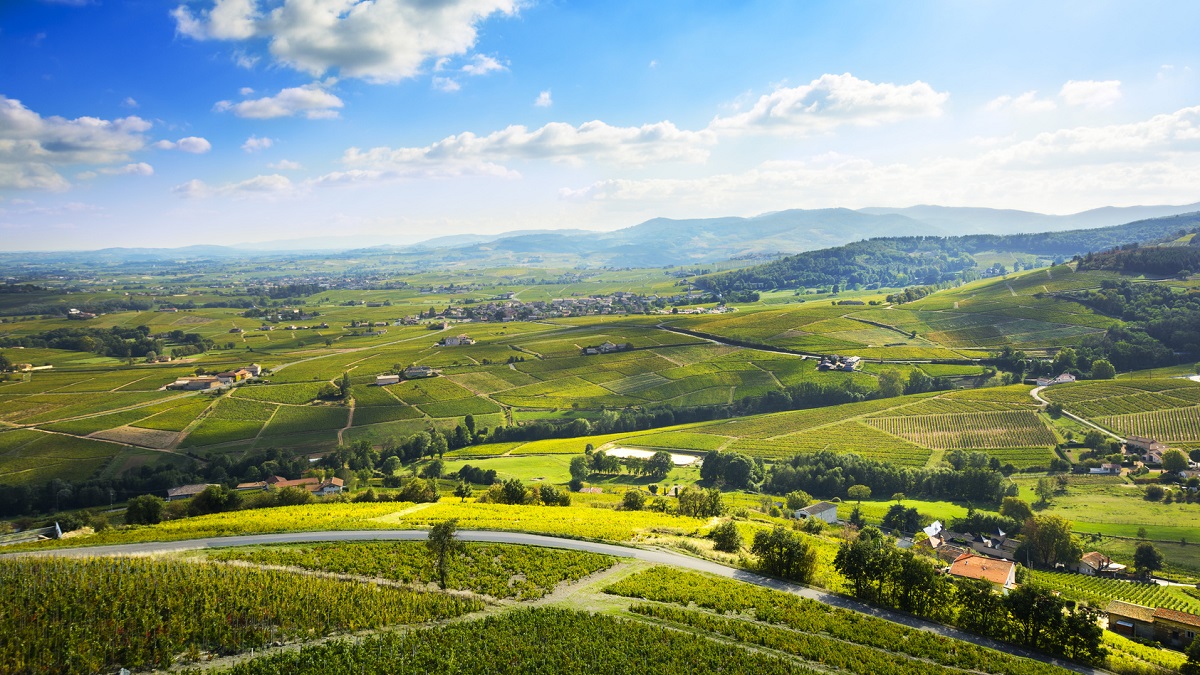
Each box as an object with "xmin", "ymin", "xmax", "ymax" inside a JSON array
[
  {"xmin": 698, "ymin": 238, "xmax": 976, "ymax": 293},
  {"xmin": 834, "ymin": 526, "xmax": 1105, "ymax": 664},
  {"xmin": 1078, "ymin": 243, "xmax": 1200, "ymax": 277},
  {"xmin": 699, "ymin": 450, "xmax": 763, "ymax": 489},
  {"xmin": 876, "ymin": 368, "xmax": 954, "ymax": 398},
  {"xmin": 1066, "ymin": 279, "xmax": 1200, "ymax": 360},
  {"xmin": 475, "ymin": 478, "xmax": 571, "ymax": 507},
  {"xmin": 764, "ymin": 451, "xmax": 1017, "ymax": 504},
  {"xmin": 0, "ymin": 326, "xmax": 164, "ymax": 359},
  {"xmin": 751, "ymin": 526, "xmax": 819, "ymax": 583},
  {"xmin": 0, "ymin": 296, "xmax": 155, "ymax": 318}
]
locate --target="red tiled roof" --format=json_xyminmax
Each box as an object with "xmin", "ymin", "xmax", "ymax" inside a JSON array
[
  {"xmin": 1154, "ymin": 607, "xmax": 1200, "ymax": 628},
  {"xmin": 948, "ymin": 553, "xmax": 1015, "ymax": 587}
]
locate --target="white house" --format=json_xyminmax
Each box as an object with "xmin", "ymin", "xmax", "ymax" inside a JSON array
[
  {"xmin": 375, "ymin": 374, "xmax": 401, "ymax": 386},
  {"xmin": 1036, "ymin": 372, "xmax": 1077, "ymax": 387},
  {"xmin": 1077, "ymin": 551, "xmax": 1127, "ymax": 576},
  {"xmin": 404, "ymin": 365, "xmax": 435, "ymax": 379},
  {"xmin": 795, "ymin": 501, "xmax": 838, "ymax": 524}
]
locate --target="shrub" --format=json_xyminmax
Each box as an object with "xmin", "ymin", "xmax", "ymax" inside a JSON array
[
  {"xmin": 623, "ymin": 490, "xmax": 646, "ymax": 511},
  {"xmin": 709, "ymin": 520, "xmax": 743, "ymax": 552}
]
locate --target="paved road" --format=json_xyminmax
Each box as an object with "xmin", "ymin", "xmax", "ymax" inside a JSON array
[
  {"xmin": 1030, "ymin": 385, "xmax": 1124, "ymax": 442},
  {"xmin": 20, "ymin": 529, "xmax": 1104, "ymax": 674}
]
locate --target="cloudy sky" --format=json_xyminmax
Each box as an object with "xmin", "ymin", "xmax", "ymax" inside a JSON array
[{"xmin": 2, "ymin": 1, "xmax": 1199, "ymax": 250}]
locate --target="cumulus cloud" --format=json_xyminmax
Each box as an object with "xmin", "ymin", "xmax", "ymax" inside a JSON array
[
  {"xmin": 122, "ymin": 97, "xmax": 139, "ymax": 108},
  {"xmin": 172, "ymin": 0, "xmax": 518, "ymax": 83},
  {"xmin": 173, "ymin": 173, "xmax": 293, "ymax": 198},
  {"xmin": 0, "ymin": 94, "xmax": 151, "ymax": 190},
  {"xmin": 153, "ymin": 136, "xmax": 212, "ymax": 153},
  {"xmin": 534, "ymin": 90, "xmax": 552, "ymax": 107},
  {"xmin": 709, "ymin": 73, "xmax": 948, "ymax": 134},
  {"xmin": 268, "ymin": 159, "xmax": 302, "ymax": 170},
  {"xmin": 1059, "ymin": 79, "xmax": 1122, "ymax": 109},
  {"xmin": 342, "ymin": 120, "xmax": 716, "ymax": 178},
  {"xmin": 215, "ymin": 83, "xmax": 343, "ymax": 119},
  {"xmin": 99, "ymin": 162, "xmax": 154, "ymax": 176},
  {"xmin": 242, "ymin": 135, "xmax": 273, "ymax": 152},
  {"xmin": 561, "ymin": 105, "xmax": 1200, "ymax": 213},
  {"xmin": 432, "ymin": 77, "xmax": 462, "ymax": 93},
  {"xmin": 985, "ymin": 90, "xmax": 1057, "ymax": 113},
  {"xmin": 461, "ymin": 54, "xmax": 506, "ymax": 76}
]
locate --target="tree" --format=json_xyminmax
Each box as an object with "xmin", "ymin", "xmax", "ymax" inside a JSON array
[
  {"xmin": 1083, "ymin": 430, "xmax": 1105, "ymax": 449},
  {"xmin": 1163, "ymin": 449, "xmax": 1189, "ymax": 473},
  {"xmin": 710, "ymin": 520, "xmax": 743, "ymax": 552},
  {"xmin": 847, "ymin": 484, "xmax": 871, "ymax": 502},
  {"xmin": 752, "ymin": 526, "xmax": 817, "ymax": 583},
  {"xmin": 646, "ymin": 451, "xmax": 674, "ymax": 479},
  {"xmin": 622, "ymin": 489, "xmax": 646, "ymax": 511},
  {"xmin": 678, "ymin": 487, "xmax": 724, "ymax": 518},
  {"xmin": 877, "ymin": 369, "xmax": 905, "ymax": 398},
  {"xmin": 188, "ymin": 485, "xmax": 241, "ymax": 517},
  {"xmin": 1021, "ymin": 514, "xmax": 1083, "ymax": 568},
  {"xmin": 454, "ymin": 480, "xmax": 473, "ymax": 503},
  {"xmin": 1133, "ymin": 542, "xmax": 1164, "ymax": 580},
  {"xmin": 381, "ymin": 456, "xmax": 402, "ymax": 475},
  {"xmin": 999, "ymin": 496, "xmax": 1033, "ymax": 523},
  {"xmin": 1182, "ymin": 635, "xmax": 1200, "ymax": 675},
  {"xmin": 426, "ymin": 518, "xmax": 465, "ymax": 590},
  {"xmin": 124, "ymin": 494, "xmax": 165, "ymax": 525},
  {"xmin": 464, "ymin": 414, "xmax": 476, "ymax": 436},
  {"xmin": 569, "ymin": 455, "xmax": 591, "ymax": 481},
  {"xmin": 785, "ymin": 490, "xmax": 812, "ymax": 511},
  {"xmin": 1034, "ymin": 477, "xmax": 1056, "ymax": 505},
  {"xmin": 337, "ymin": 371, "xmax": 352, "ymax": 398},
  {"xmin": 420, "ymin": 458, "xmax": 444, "ymax": 479},
  {"xmin": 1052, "ymin": 347, "xmax": 1076, "ymax": 373},
  {"xmin": 881, "ymin": 504, "xmax": 920, "ymax": 533},
  {"xmin": 500, "ymin": 478, "xmax": 527, "ymax": 505},
  {"xmin": 1004, "ymin": 584, "xmax": 1066, "ymax": 651},
  {"xmin": 833, "ymin": 526, "xmax": 890, "ymax": 602},
  {"xmin": 1091, "ymin": 359, "xmax": 1116, "ymax": 380}
]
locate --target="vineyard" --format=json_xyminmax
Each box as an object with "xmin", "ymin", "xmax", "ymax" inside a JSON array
[
  {"xmin": 211, "ymin": 541, "xmax": 614, "ymax": 600},
  {"xmin": 183, "ymin": 609, "xmax": 809, "ymax": 675},
  {"xmin": 1029, "ymin": 569, "xmax": 1200, "ymax": 613},
  {"xmin": 604, "ymin": 567, "xmax": 1069, "ymax": 675},
  {"xmin": 0, "ymin": 556, "xmax": 480, "ymax": 674},
  {"xmin": 866, "ymin": 410, "xmax": 1057, "ymax": 450},
  {"xmin": 1099, "ymin": 406, "xmax": 1200, "ymax": 442},
  {"xmin": 729, "ymin": 421, "xmax": 933, "ymax": 466}
]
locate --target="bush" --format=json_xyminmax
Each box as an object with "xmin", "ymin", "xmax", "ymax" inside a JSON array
[
  {"xmin": 622, "ymin": 489, "xmax": 646, "ymax": 511},
  {"xmin": 1145, "ymin": 485, "xmax": 1166, "ymax": 501},
  {"xmin": 124, "ymin": 494, "xmax": 165, "ymax": 525},
  {"xmin": 709, "ymin": 520, "xmax": 743, "ymax": 552}
]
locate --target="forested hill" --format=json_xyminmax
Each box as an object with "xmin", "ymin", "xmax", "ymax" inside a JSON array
[{"xmin": 697, "ymin": 212, "xmax": 1200, "ymax": 292}]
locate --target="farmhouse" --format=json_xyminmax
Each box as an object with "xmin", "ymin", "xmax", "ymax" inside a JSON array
[
  {"xmin": 1089, "ymin": 463, "xmax": 1123, "ymax": 475},
  {"xmin": 167, "ymin": 376, "xmax": 221, "ymax": 390},
  {"xmin": 441, "ymin": 334, "xmax": 475, "ymax": 346},
  {"xmin": 1107, "ymin": 601, "xmax": 1156, "ymax": 640},
  {"xmin": 272, "ymin": 477, "xmax": 344, "ymax": 495},
  {"xmin": 404, "ymin": 365, "xmax": 436, "ymax": 379},
  {"xmin": 1076, "ymin": 551, "xmax": 1126, "ymax": 576},
  {"xmin": 1126, "ymin": 436, "xmax": 1167, "ymax": 455},
  {"xmin": 1035, "ymin": 372, "xmax": 1076, "ymax": 387},
  {"xmin": 794, "ymin": 501, "xmax": 838, "ymax": 524},
  {"xmin": 246, "ymin": 363, "xmax": 262, "ymax": 376},
  {"xmin": 166, "ymin": 483, "xmax": 217, "ymax": 501},
  {"xmin": 947, "ymin": 553, "xmax": 1016, "ymax": 591},
  {"xmin": 216, "ymin": 369, "xmax": 251, "ymax": 384},
  {"xmin": 67, "ymin": 308, "xmax": 96, "ymax": 320},
  {"xmin": 375, "ymin": 374, "xmax": 401, "ymax": 386},
  {"xmin": 1153, "ymin": 607, "xmax": 1200, "ymax": 648}
]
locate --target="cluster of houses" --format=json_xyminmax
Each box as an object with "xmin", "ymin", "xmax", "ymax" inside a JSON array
[
  {"xmin": 66, "ymin": 308, "xmax": 97, "ymax": 320},
  {"xmin": 167, "ymin": 363, "xmax": 262, "ymax": 391},
  {"xmin": 817, "ymin": 355, "xmax": 861, "ymax": 372},
  {"xmin": 406, "ymin": 292, "xmax": 658, "ymax": 324},
  {"xmin": 1035, "ymin": 372, "xmax": 1077, "ymax": 387},
  {"xmin": 165, "ymin": 475, "xmax": 345, "ymax": 501},
  {"xmin": 1108, "ymin": 601, "xmax": 1200, "ymax": 649},
  {"xmin": 255, "ymin": 322, "xmax": 331, "ymax": 332},
  {"xmin": 439, "ymin": 334, "xmax": 475, "ymax": 347},
  {"xmin": 581, "ymin": 341, "xmax": 631, "ymax": 356},
  {"xmin": 376, "ymin": 364, "xmax": 437, "ymax": 386}
]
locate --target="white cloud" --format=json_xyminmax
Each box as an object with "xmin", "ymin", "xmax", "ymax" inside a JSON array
[
  {"xmin": 242, "ymin": 135, "xmax": 273, "ymax": 152},
  {"xmin": 171, "ymin": 0, "xmax": 258, "ymax": 40},
  {"xmin": 153, "ymin": 136, "xmax": 212, "ymax": 153},
  {"xmin": 0, "ymin": 94, "xmax": 151, "ymax": 190},
  {"xmin": 709, "ymin": 73, "xmax": 948, "ymax": 134},
  {"xmin": 173, "ymin": 173, "xmax": 294, "ymax": 198},
  {"xmin": 215, "ymin": 83, "xmax": 343, "ymax": 119},
  {"xmin": 461, "ymin": 54, "xmax": 506, "ymax": 76},
  {"xmin": 534, "ymin": 90, "xmax": 552, "ymax": 108},
  {"xmin": 561, "ymin": 105, "xmax": 1200, "ymax": 213},
  {"xmin": 432, "ymin": 77, "xmax": 462, "ymax": 93},
  {"xmin": 268, "ymin": 159, "xmax": 302, "ymax": 170},
  {"xmin": 1059, "ymin": 79, "xmax": 1122, "ymax": 109},
  {"xmin": 122, "ymin": 97, "xmax": 139, "ymax": 108},
  {"xmin": 343, "ymin": 119, "xmax": 716, "ymax": 177},
  {"xmin": 985, "ymin": 90, "xmax": 1057, "ymax": 113},
  {"xmin": 97, "ymin": 162, "xmax": 154, "ymax": 176},
  {"xmin": 172, "ymin": 0, "xmax": 519, "ymax": 83},
  {"xmin": 239, "ymin": 86, "xmax": 255, "ymax": 96}
]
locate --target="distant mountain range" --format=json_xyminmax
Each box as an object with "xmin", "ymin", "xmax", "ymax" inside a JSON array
[{"xmin": 6, "ymin": 201, "xmax": 1200, "ymax": 267}]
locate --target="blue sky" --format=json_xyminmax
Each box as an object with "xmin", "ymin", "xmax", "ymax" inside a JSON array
[{"xmin": 2, "ymin": 0, "xmax": 1199, "ymax": 250}]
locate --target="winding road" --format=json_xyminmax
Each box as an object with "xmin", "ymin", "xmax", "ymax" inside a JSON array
[
  {"xmin": 1030, "ymin": 385, "xmax": 1124, "ymax": 442},
  {"xmin": 19, "ymin": 529, "xmax": 1104, "ymax": 674}
]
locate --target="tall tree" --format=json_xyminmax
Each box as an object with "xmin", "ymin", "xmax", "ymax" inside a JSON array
[
  {"xmin": 1133, "ymin": 542, "xmax": 1164, "ymax": 580},
  {"xmin": 1021, "ymin": 515, "xmax": 1083, "ymax": 568},
  {"xmin": 426, "ymin": 518, "xmax": 465, "ymax": 590}
]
